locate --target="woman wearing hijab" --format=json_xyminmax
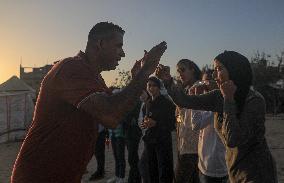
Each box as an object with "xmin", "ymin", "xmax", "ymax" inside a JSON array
[{"xmin": 165, "ymin": 51, "xmax": 278, "ymax": 183}]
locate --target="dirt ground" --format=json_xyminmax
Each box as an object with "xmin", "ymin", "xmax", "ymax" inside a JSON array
[{"xmin": 0, "ymin": 114, "xmax": 283, "ymax": 183}]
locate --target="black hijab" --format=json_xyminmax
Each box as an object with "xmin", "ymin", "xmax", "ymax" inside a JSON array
[{"xmin": 215, "ymin": 51, "xmax": 253, "ymax": 117}]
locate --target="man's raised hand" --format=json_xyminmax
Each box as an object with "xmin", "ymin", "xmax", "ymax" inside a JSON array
[
  {"xmin": 131, "ymin": 50, "xmax": 148, "ymax": 78},
  {"xmin": 141, "ymin": 41, "xmax": 167, "ymax": 76}
]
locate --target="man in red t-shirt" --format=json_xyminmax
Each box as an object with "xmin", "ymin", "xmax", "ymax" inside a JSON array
[{"xmin": 11, "ymin": 22, "xmax": 167, "ymax": 183}]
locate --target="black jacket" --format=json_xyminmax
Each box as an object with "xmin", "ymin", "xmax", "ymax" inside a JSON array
[{"xmin": 142, "ymin": 95, "xmax": 176, "ymax": 143}]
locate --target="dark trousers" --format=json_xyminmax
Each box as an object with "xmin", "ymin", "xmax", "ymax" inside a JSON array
[
  {"xmin": 94, "ymin": 130, "xmax": 107, "ymax": 172},
  {"xmin": 175, "ymin": 153, "xmax": 199, "ymax": 183},
  {"xmin": 111, "ymin": 135, "xmax": 126, "ymax": 178},
  {"xmin": 140, "ymin": 137, "xmax": 174, "ymax": 183},
  {"xmin": 139, "ymin": 146, "xmax": 151, "ymax": 183},
  {"xmin": 199, "ymin": 172, "xmax": 228, "ymax": 183},
  {"xmin": 126, "ymin": 125, "xmax": 142, "ymax": 183}
]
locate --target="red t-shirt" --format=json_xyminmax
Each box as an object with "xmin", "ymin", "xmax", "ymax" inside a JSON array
[{"xmin": 11, "ymin": 51, "xmax": 110, "ymax": 183}]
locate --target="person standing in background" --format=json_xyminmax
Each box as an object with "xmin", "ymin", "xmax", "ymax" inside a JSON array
[
  {"xmin": 124, "ymin": 100, "xmax": 143, "ymax": 183},
  {"xmin": 89, "ymin": 124, "xmax": 109, "ymax": 181},
  {"xmin": 174, "ymin": 59, "xmax": 202, "ymax": 183},
  {"xmin": 190, "ymin": 69, "xmax": 228, "ymax": 183},
  {"xmin": 140, "ymin": 77, "xmax": 176, "ymax": 183},
  {"xmin": 107, "ymin": 88, "xmax": 126, "ymax": 183}
]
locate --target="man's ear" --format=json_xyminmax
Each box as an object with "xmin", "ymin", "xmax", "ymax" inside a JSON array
[
  {"xmin": 99, "ymin": 39, "xmax": 108, "ymax": 49},
  {"xmin": 96, "ymin": 39, "xmax": 104, "ymax": 50}
]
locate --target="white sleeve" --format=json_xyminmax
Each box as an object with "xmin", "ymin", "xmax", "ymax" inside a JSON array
[{"xmin": 191, "ymin": 110, "xmax": 213, "ymax": 130}]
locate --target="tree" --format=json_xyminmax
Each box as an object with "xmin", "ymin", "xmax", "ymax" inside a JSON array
[
  {"xmin": 111, "ymin": 69, "xmax": 132, "ymax": 88},
  {"xmin": 251, "ymin": 51, "xmax": 281, "ymax": 87},
  {"xmin": 251, "ymin": 51, "xmax": 283, "ymax": 113},
  {"xmin": 276, "ymin": 51, "xmax": 284, "ymax": 73}
]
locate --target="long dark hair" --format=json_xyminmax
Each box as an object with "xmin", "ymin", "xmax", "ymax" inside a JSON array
[
  {"xmin": 215, "ymin": 51, "xmax": 253, "ymax": 117},
  {"xmin": 177, "ymin": 59, "xmax": 202, "ymax": 81}
]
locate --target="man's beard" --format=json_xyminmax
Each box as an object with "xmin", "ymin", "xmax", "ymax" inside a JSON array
[{"xmin": 100, "ymin": 57, "xmax": 117, "ymax": 71}]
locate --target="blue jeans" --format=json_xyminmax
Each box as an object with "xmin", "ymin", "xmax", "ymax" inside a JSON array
[{"xmin": 199, "ymin": 172, "xmax": 228, "ymax": 183}]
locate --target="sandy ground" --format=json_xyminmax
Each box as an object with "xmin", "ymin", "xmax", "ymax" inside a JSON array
[{"xmin": 0, "ymin": 114, "xmax": 283, "ymax": 183}]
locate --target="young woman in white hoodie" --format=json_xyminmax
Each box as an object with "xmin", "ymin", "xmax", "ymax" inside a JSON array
[{"xmin": 190, "ymin": 70, "xmax": 228, "ymax": 183}]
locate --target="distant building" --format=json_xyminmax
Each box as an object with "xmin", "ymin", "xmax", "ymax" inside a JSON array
[{"xmin": 20, "ymin": 64, "xmax": 54, "ymax": 94}]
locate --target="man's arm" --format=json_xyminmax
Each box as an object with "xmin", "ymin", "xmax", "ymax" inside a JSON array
[
  {"xmin": 78, "ymin": 42, "xmax": 167, "ymax": 129},
  {"xmin": 79, "ymin": 72, "xmax": 147, "ymax": 128}
]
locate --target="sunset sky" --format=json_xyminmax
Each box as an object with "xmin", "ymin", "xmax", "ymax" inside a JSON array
[{"xmin": 1, "ymin": 0, "xmax": 284, "ymax": 86}]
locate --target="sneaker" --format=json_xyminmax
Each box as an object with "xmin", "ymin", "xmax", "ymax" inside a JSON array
[
  {"xmin": 116, "ymin": 178, "xmax": 125, "ymax": 183},
  {"xmin": 107, "ymin": 177, "xmax": 117, "ymax": 183},
  {"xmin": 89, "ymin": 170, "xmax": 105, "ymax": 181}
]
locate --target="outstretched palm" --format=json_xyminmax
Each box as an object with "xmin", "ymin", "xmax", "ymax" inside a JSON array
[{"xmin": 131, "ymin": 41, "xmax": 167, "ymax": 78}]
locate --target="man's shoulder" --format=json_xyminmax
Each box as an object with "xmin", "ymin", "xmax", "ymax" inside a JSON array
[
  {"xmin": 58, "ymin": 55, "xmax": 86, "ymax": 73},
  {"xmin": 49, "ymin": 54, "xmax": 90, "ymax": 79}
]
